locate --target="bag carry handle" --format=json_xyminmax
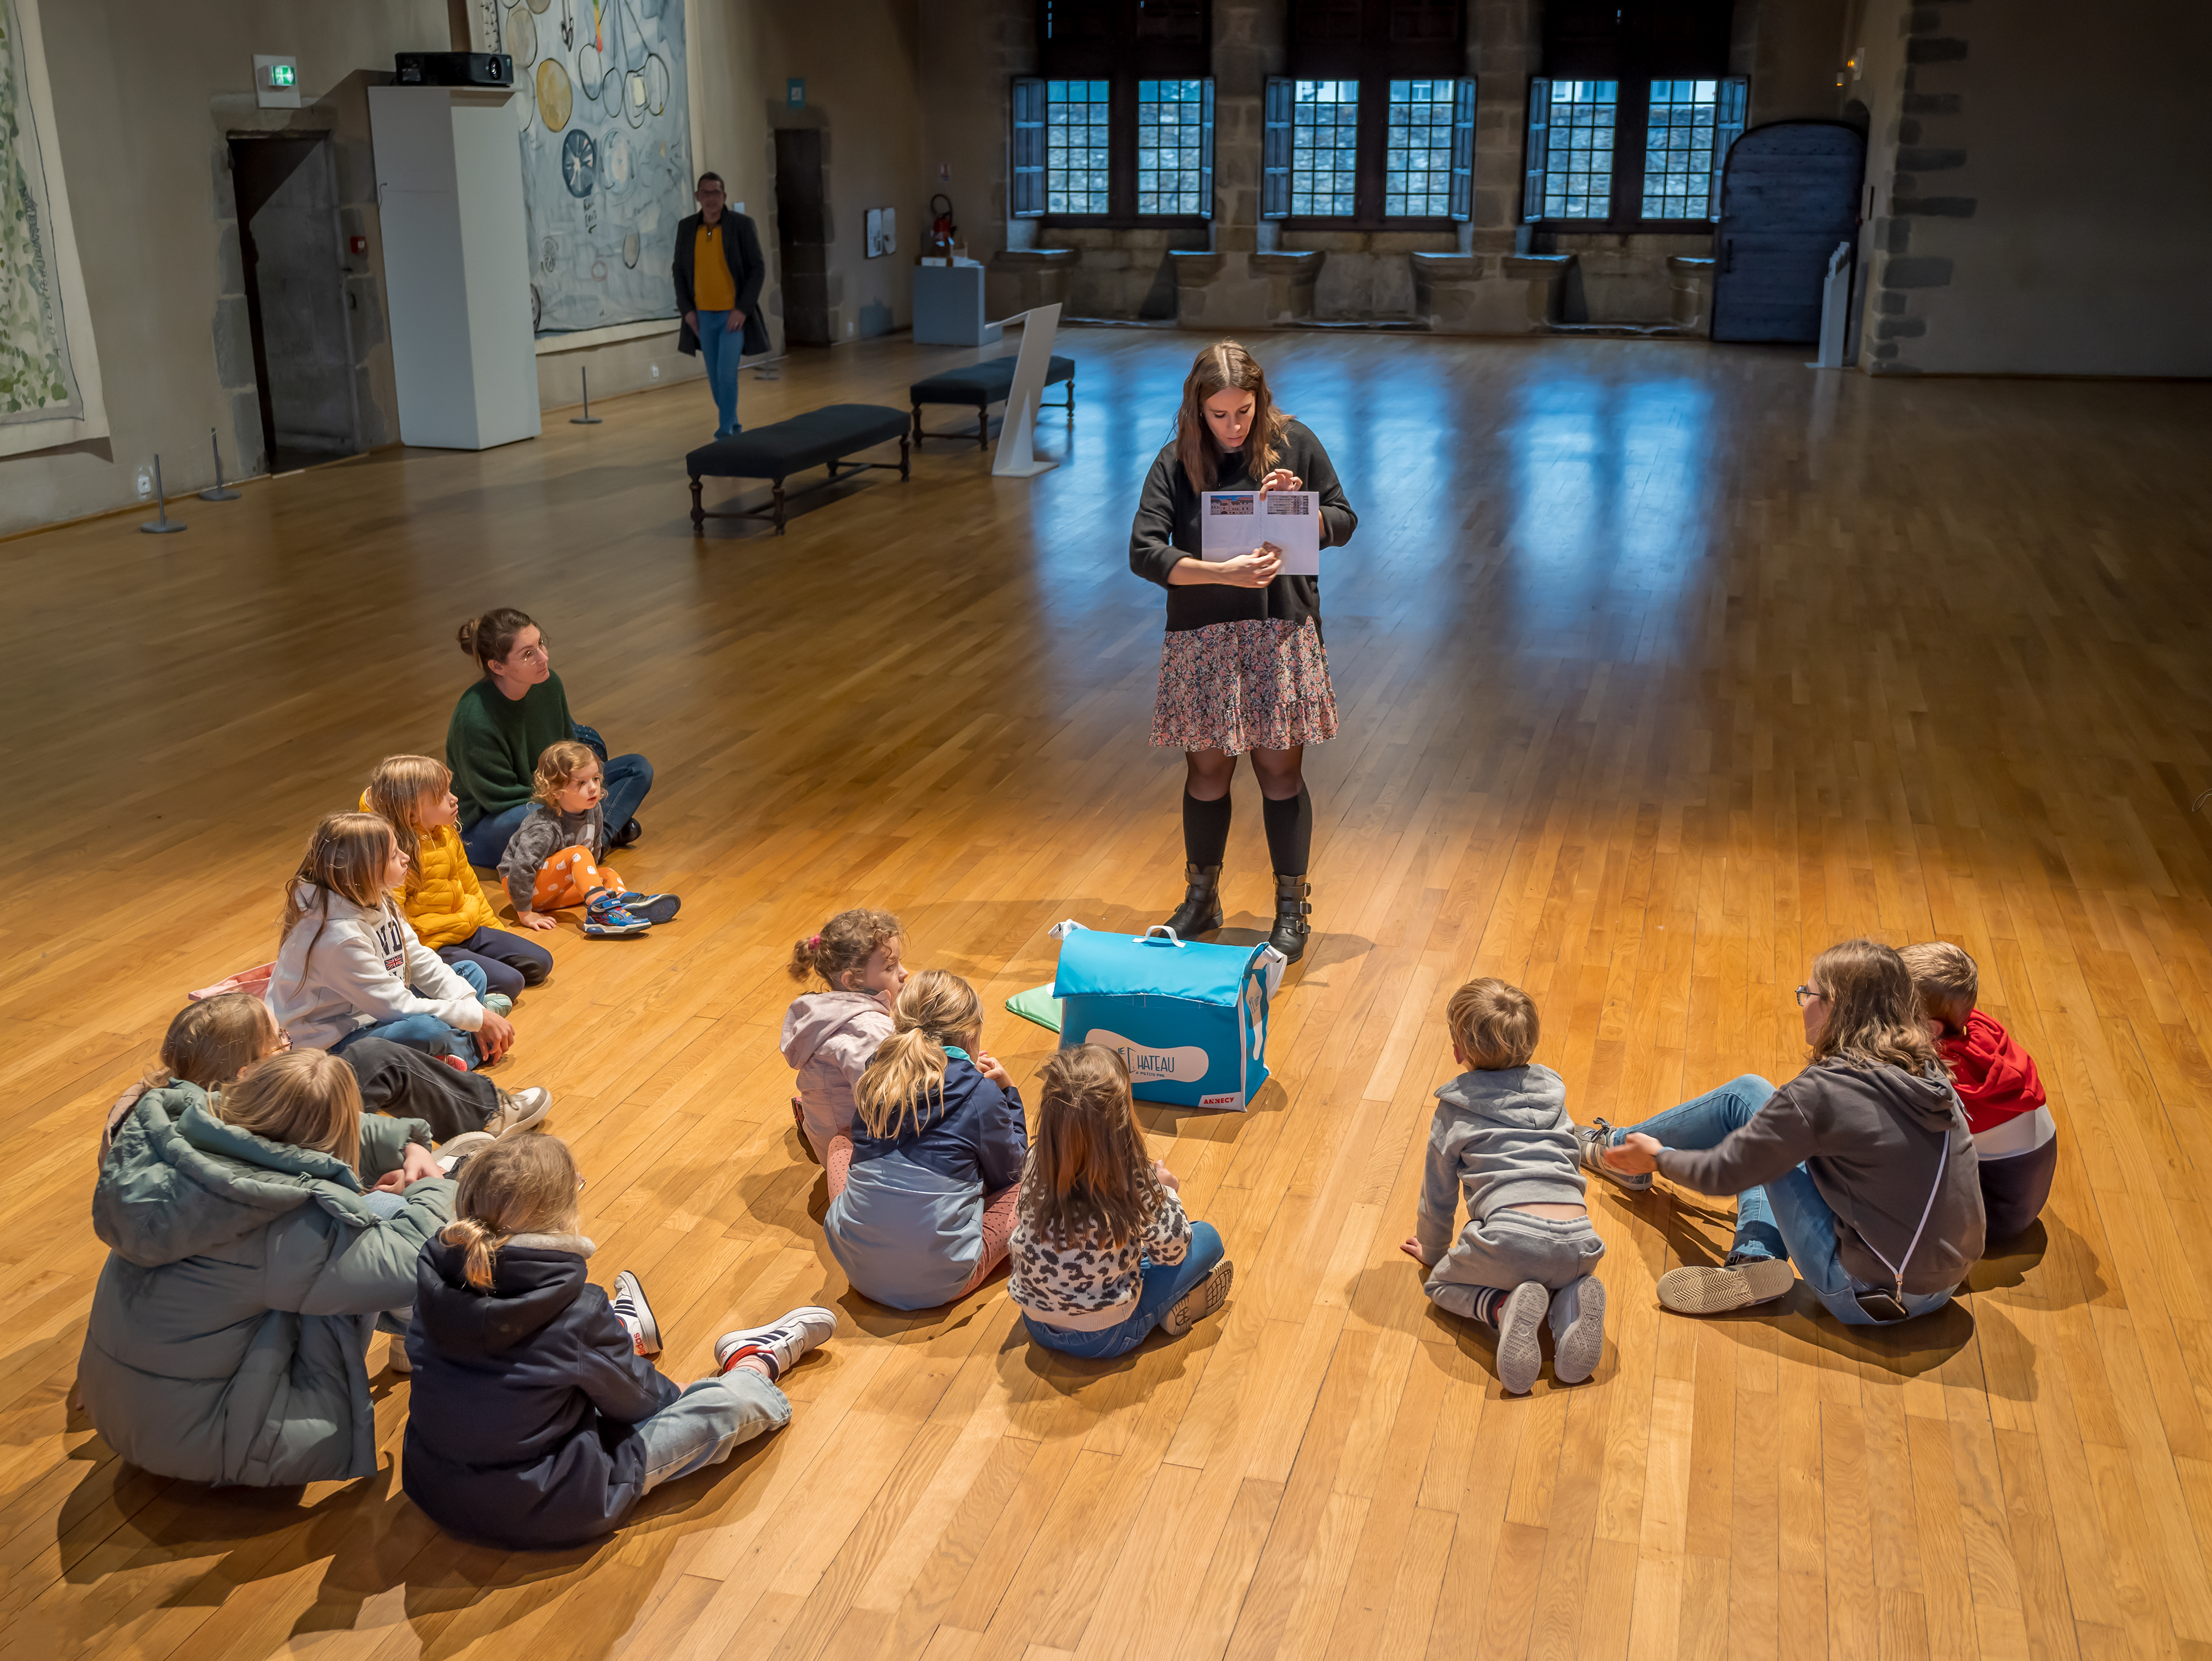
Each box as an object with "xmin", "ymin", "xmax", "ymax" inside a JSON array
[{"xmin": 1139, "ymin": 926, "xmax": 1187, "ymax": 947}]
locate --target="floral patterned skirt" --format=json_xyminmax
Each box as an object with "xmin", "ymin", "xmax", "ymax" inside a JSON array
[{"xmin": 1150, "ymin": 617, "xmax": 1338, "ymax": 755}]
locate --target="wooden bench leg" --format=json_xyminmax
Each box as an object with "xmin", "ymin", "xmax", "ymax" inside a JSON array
[
  {"xmin": 900, "ymin": 435, "xmax": 911, "ymax": 481},
  {"xmin": 690, "ymin": 476, "xmax": 704, "ymax": 534},
  {"xmin": 911, "ymin": 404, "xmax": 923, "ymax": 447},
  {"xmin": 1067, "ymin": 372, "xmax": 1076, "ymax": 426},
  {"xmin": 773, "ymin": 477, "xmax": 787, "ymax": 534},
  {"xmin": 977, "ymin": 399, "xmax": 989, "ymax": 450}
]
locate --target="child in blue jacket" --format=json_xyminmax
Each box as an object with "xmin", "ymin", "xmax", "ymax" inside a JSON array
[
  {"xmin": 823, "ymin": 970, "xmax": 1027, "ymax": 1310},
  {"xmin": 403, "ymin": 1136, "xmax": 834, "ymax": 1550}
]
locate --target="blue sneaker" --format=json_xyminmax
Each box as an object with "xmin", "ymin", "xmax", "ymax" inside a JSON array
[
  {"xmin": 481, "ymin": 992, "xmax": 514, "ymax": 1017},
  {"xmin": 619, "ymin": 891, "xmax": 681, "ymax": 925},
  {"xmin": 582, "ymin": 892, "xmax": 652, "ymax": 937}
]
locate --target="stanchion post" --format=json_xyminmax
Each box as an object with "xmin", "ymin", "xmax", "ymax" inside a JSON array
[
  {"xmin": 571, "ymin": 367, "xmax": 603, "ymax": 425},
  {"xmin": 199, "ymin": 426, "xmax": 241, "ymax": 501},
  {"xmin": 140, "ymin": 455, "xmax": 186, "ymax": 534}
]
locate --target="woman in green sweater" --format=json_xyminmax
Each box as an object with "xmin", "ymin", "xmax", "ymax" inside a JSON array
[{"xmin": 449, "ymin": 607, "xmax": 655, "ymax": 868}]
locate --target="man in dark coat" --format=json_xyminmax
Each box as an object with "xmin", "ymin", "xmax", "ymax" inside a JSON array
[{"xmin": 672, "ymin": 171, "xmax": 769, "ymax": 437}]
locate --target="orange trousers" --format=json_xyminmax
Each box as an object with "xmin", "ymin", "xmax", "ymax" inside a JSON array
[{"xmin": 530, "ymin": 845, "xmax": 626, "ymax": 911}]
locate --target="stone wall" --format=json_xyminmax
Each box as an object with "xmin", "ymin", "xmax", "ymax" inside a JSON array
[{"xmin": 1853, "ymin": 0, "xmax": 2212, "ymax": 376}]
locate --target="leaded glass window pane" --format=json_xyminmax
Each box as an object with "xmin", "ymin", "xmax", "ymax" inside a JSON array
[
  {"xmin": 1138, "ymin": 80, "xmax": 1208, "ymax": 215},
  {"xmin": 1289, "ymin": 79, "xmax": 1359, "ymax": 218},
  {"xmin": 1045, "ymin": 79, "xmax": 1111, "ymax": 215},
  {"xmin": 1642, "ymin": 79, "xmax": 1721, "ymax": 219},
  {"xmin": 1384, "ymin": 79, "xmax": 1456, "ymax": 218},
  {"xmin": 1537, "ymin": 79, "xmax": 1616, "ymax": 220}
]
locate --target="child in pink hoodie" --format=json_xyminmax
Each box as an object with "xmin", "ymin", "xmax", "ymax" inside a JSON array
[{"xmin": 781, "ymin": 909, "xmax": 906, "ymax": 1168}]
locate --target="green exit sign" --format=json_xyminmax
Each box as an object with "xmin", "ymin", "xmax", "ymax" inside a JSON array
[{"xmin": 269, "ymin": 63, "xmax": 295, "ymax": 87}]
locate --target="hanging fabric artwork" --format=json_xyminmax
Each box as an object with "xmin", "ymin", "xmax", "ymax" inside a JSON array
[
  {"xmin": 0, "ymin": 0, "xmax": 106, "ymax": 458},
  {"xmin": 471, "ymin": 0, "xmax": 695, "ymax": 336}
]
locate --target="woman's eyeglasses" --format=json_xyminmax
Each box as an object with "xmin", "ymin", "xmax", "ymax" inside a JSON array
[{"xmin": 1794, "ymin": 985, "xmax": 1828, "ymax": 1007}]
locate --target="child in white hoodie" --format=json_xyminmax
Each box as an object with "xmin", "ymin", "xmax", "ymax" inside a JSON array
[
  {"xmin": 268, "ymin": 813, "xmax": 517, "ymax": 1070},
  {"xmin": 781, "ymin": 908, "xmax": 905, "ymax": 1166},
  {"xmin": 1399, "ymin": 978, "xmax": 1605, "ymax": 1396}
]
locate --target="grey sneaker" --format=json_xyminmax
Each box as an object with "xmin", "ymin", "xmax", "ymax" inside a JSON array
[
  {"xmin": 1656, "ymin": 1253, "xmax": 1796, "ymax": 1315},
  {"xmin": 1572, "ymin": 1120, "xmax": 1653, "ymax": 1194},
  {"xmin": 1161, "ymin": 1259, "xmax": 1235, "ymax": 1337},
  {"xmin": 611, "ymin": 1270, "xmax": 662, "ymax": 1356},
  {"xmin": 1495, "ymin": 1282, "xmax": 1549, "ymax": 1395},
  {"xmin": 1549, "ymin": 1274, "xmax": 1606, "ymax": 1385},
  {"xmin": 717, "ymin": 1305, "xmax": 838, "ymax": 1377},
  {"xmin": 487, "ymin": 1086, "xmax": 553, "ymax": 1138},
  {"xmin": 482, "ymin": 992, "xmax": 514, "ymax": 1017}
]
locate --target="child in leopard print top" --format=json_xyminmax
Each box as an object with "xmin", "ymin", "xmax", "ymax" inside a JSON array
[{"xmin": 1010, "ymin": 1045, "xmax": 1235, "ymax": 1360}]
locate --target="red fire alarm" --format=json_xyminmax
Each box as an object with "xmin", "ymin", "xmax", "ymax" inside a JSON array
[{"xmin": 348, "ymin": 235, "xmax": 368, "ymax": 255}]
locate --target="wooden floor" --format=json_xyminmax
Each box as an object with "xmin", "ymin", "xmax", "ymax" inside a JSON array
[{"xmin": 7, "ymin": 328, "xmax": 2212, "ymax": 1661}]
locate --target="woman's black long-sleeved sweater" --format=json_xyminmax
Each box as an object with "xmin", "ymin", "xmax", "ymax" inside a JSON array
[{"xmin": 1128, "ymin": 420, "xmax": 1356, "ymax": 635}]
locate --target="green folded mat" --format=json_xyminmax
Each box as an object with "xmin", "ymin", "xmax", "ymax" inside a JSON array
[{"xmin": 1004, "ymin": 982, "xmax": 1063, "ymax": 1034}]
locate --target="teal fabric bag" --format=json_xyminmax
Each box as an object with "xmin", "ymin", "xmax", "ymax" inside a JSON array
[{"xmin": 1050, "ymin": 924, "xmax": 1282, "ymax": 1111}]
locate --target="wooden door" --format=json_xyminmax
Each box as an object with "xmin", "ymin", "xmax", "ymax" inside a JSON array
[{"xmin": 1710, "ymin": 121, "xmax": 1865, "ymax": 344}]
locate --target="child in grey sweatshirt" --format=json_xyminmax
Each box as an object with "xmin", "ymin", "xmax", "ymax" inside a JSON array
[{"xmin": 1400, "ymin": 978, "xmax": 1605, "ymax": 1394}]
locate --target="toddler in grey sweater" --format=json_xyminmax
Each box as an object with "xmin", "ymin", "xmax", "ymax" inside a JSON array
[{"xmin": 1400, "ymin": 978, "xmax": 1606, "ymax": 1394}]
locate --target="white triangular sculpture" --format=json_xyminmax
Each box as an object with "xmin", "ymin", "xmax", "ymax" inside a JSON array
[{"xmin": 990, "ymin": 302, "xmax": 1062, "ymax": 478}]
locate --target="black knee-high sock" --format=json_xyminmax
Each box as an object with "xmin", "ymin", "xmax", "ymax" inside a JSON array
[
  {"xmin": 1182, "ymin": 790, "xmax": 1233, "ymax": 867},
  {"xmin": 1261, "ymin": 785, "xmax": 1312, "ymax": 876}
]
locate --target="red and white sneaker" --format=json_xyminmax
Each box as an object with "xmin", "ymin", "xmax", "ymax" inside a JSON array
[
  {"xmin": 611, "ymin": 1270, "xmax": 662, "ymax": 1356},
  {"xmin": 715, "ymin": 1306, "xmax": 837, "ymax": 1379}
]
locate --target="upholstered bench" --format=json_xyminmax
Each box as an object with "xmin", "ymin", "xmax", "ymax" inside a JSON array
[
  {"xmin": 686, "ymin": 404, "xmax": 911, "ymax": 535},
  {"xmin": 910, "ymin": 354, "xmax": 1076, "ymax": 449}
]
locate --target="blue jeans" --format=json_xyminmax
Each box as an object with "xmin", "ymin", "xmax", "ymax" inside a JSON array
[
  {"xmin": 330, "ymin": 960, "xmax": 488, "ymax": 1067},
  {"xmin": 696, "ymin": 309, "xmax": 744, "ymax": 435},
  {"xmin": 1619, "ymin": 1075, "xmax": 1957, "ymax": 1326},
  {"xmin": 1024, "ymin": 1221, "xmax": 1226, "ymax": 1360},
  {"xmin": 459, "ymin": 751, "xmax": 653, "ymax": 867},
  {"xmin": 635, "ymin": 1368, "xmax": 790, "ymax": 1493}
]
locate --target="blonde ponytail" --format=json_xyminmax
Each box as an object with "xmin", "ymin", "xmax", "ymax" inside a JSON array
[
  {"xmin": 439, "ymin": 1136, "xmax": 581, "ymax": 1289},
  {"xmin": 854, "ymin": 969, "xmax": 982, "ymax": 1138}
]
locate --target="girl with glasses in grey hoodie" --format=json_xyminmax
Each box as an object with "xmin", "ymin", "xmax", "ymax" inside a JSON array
[{"xmin": 1400, "ymin": 978, "xmax": 1606, "ymax": 1396}]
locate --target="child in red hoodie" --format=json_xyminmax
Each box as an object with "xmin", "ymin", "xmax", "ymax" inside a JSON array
[{"xmin": 1901, "ymin": 941, "xmax": 2057, "ymax": 1242}]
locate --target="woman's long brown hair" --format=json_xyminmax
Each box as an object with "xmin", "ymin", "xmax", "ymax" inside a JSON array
[
  {"xmin": 1019, "ymin": 1045, "xmax": 1162, "ymax": 1249},
  {"xmin": 1807, "ymin": 939, "xmax": 1945, "ymax": 1076},
  {"xmin": 1174, "ymin": 340, "xmax": 1290, "ymax": 491}
]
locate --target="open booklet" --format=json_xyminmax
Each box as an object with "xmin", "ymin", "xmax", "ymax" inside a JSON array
[{"xmin": 1201, "ymin": 491, "xmax": 1322, "ymax": 576}]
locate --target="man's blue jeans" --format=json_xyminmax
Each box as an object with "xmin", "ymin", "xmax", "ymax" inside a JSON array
[
  {"xmin": 696, "ymin": 309, "xmax": 743, "ymax": 436},
  {"xmin": 330, "ymin": 959, "xmax": 488, "ymax": 1068},
  {"xmin": 1022, "ymin": 1221, "xmax": 1226, "ymax": 1360},
  {"xmin": 1618, "ymin": 1075, "xmax": 1957, "ymax": 1327},
  {"xmin": 459, "ymin": 751, "xmax": 653, "ymax": 868}
]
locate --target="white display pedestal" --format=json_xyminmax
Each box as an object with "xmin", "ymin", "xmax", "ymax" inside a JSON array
[
  {"xmin": 368, "ymin": 86, "xmax": 540, "ymax": 450},
  {"xmin": 912, "ymin": 263, "xmax": 1001, "ymax": 347},
  {"xmin": 990, "ymin": 304, "xmax": 1061, "ymax": 478}
]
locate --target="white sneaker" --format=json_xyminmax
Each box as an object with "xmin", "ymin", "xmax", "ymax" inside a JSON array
[
  {"xmin": 1549, "ymin": 1274, "xmax": 1606, "ymax": 1384},
  {"xmin": 487, "ymin": 1086, "xmax": 552, "ymax": 1138},
  {"xmin": 386, "ymin": 1334, "xmax": 413, "ymax": 1374},
  {"xmin": 716, "ymin": 1306, "xmax": 837, "ymax": 1378},
  {"xmin": 611, "ymin": 1271, "xmax": 662, "ymax": 1356},
  {"xmin": 1656, "ymin": 1254, "xmax": 1796, "ymax": 1315}
]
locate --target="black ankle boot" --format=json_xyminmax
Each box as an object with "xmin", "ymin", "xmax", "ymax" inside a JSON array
[
  {"xmin": 1164, "ymin": 863, "xmax": 1223, "ymax": 938},
  {"xmin": 1268, "ymin": 873, "xmax": 1312, "ymax": 963}
]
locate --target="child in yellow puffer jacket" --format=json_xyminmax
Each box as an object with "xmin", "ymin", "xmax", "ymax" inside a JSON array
[{"xmin": 363, "ymin": 756, "xmax": 554, "ymax": 1002}]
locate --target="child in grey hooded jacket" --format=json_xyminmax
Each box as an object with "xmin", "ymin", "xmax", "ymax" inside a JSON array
[{"xmin": 1400, "ymin": 978, "xmax": 1605, "ymax": 1394}]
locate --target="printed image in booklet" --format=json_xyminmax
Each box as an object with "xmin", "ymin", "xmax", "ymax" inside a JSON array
[{"xmin": 1201, "ymin": 490, "xmax": 1321, "ymax": 576}]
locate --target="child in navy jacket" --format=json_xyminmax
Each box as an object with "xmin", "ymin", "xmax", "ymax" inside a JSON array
[
  {"xmin": 403, "ymin": 1136, "xmax": 834, "ymax": 1550},
  {"xmin": 822, "ymin": 970, "xmax": 1027, "ymax": 1310}
]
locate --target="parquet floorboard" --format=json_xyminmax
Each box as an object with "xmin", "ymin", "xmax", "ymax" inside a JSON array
[{"xmin": 3, "ymin": 327, "xmax": 2211, "ymax": 1659}]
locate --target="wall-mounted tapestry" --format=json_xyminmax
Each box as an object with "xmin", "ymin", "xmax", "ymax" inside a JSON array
[{"xmin": 0, "ymin": 0, "xmax": 106, "ymax": 458}]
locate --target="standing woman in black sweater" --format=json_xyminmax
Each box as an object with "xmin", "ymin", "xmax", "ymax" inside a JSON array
[{"xmin": 1129, "ymin": 341, "xmax": 1357, "ymax": 964}]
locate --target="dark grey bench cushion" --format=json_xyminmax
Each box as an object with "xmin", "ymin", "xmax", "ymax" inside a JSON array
[
  {"xmin": 910, "ymin": 355, "xmax": 1075, "ymax": 404},
  {"xmin": 686, "ymin": 404, "xmax": 910, "ymax": 481}
]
